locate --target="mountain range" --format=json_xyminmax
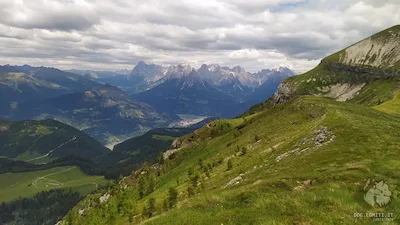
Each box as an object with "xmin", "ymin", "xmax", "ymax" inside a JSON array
[
  {"xmin": 12, "ymin": 84, "xmax": 174, "ymax": 144},
  {"xmin": 131, "ymin": 63, "xmax": 295, "ymax": 117},
  {"xmin": 0, "ymin": 65, "xmax": 102, "ymax": 115},
  {"xmin": 58, "ymin": 25, "xmax": 400, "ymax": 225},
  {"xmin": 0, "ymin": 62, "xmax": 294, "ymax": 145}
]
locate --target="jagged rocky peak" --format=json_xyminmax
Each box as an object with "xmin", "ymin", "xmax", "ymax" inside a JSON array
[
  {"xmin": 130, "ymin": 61, "xmax": 165, "ymax": 82},
  {"xmin": 199, "ymin": 64, "xmax": 210, "ymax": 71},
  {"xmin": 273, "ymin": 67, "xmax": 296, "ymax": 75},
  {"xmin": 165, "ymin": 64, "xmax": 195, "ymax": 78},
  {"xmin": 127, "ymin": 61, "xmax": 295, "ymax": 89},
  {"xmin": 232, "ymin": 66, "xmax": 246, "ymax": 74}
]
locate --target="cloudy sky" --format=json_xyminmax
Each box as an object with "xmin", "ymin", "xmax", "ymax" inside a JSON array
[{"xmin": 0, "ymin": 0, "xmax": 399, "ymax": 73}]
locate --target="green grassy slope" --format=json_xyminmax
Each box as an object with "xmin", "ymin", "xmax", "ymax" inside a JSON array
[
  {"xmin": 101, "ymin": 128, "xmax": 194, "ymax": 165},
  {"xmin": 0, "ymin": 119, "xmax": 109, "ymax": 162},
  {"xmin": 62, "ymin": 96, "xmax": 400, "ymax": 225},
  {"xmin": 373, "ymin": 91, "xmax": 400, "ymax": 116},
  {"xmin": 0, "ymin": 166, "xmax": 107, "ymax": 203}
]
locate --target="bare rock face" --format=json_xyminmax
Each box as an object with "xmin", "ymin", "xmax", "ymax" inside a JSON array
[
  {"xmin": 271, "ymin": 26, "xmax": 400, "ymax": 106},
  {"xmin": 339, "ymin": 27, "xmax": 400, "ymax": 68},
  {"xmin": 171, "ymin": 139, "xmax": 181, "ymax": 149},
  {"xmin": 99, "ymin": 193, "xmax": 111, "ymax": 203},
  {"xmin": 272, "ymin": 82, "xmax": 295, "ymax": 104}
]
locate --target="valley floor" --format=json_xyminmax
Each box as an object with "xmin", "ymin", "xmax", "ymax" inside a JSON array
[{"xmin": 0, "ymin": 166, "xmax": 107, "ymax": 203}]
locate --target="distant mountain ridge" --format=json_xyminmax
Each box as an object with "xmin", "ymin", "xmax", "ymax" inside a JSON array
[
  {"xmin": 128, "ymin": 62, "xmax": 295, "ymax": 91},
  {"xmin": 0, "ymin": 65, "xmax": 102, "ymax": 116},
  {"xmin": 129, "ymin": 62, "xmax": 296, "ymax": 117},
  {"xmin": 72, "ymin": 62, "xmax": 295, "ymax": 118},
  {"xmin": 12, "ymin": 84, "xmax": 176, "ymax": 144}
]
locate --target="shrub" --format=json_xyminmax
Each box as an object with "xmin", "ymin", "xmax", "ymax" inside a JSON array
[
  {"xmin": 227, "ymin": 159, "xmax": 233, "ymax": 171},
  {"xmin": 168, "ymin": 187, "xmax": 178, "ymax": 209},
  {"xmin": 143, "ymin": 198, "xmax": 156, "ymax": 218}
]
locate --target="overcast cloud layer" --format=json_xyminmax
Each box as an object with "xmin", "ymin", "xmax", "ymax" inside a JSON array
[{"xmin": 0, "ymin": 0, "xmax": 399, "ymax": 73}]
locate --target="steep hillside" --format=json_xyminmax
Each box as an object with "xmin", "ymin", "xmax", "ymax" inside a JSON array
[
  {"xmin": 60, "ymin": 25, "xmax": 400, "ymax": 225},
  {"xmin": 273, "ymin": 25, "xmax": 400, "ymax": 106},
  {"xmin": 100, "ymin": 118, "xmax": 216, "ymax": 166},
  {"xmin": 61, "ymin": 96, "xmax": 400, "ymax": 225},
  {"xmin": 100, "ymin": 128, "xmax": 193, "ymax": 165},
  {"xmin": 13, "ymin": 84, "xmax": 175, "ymax": 144},
  {"xmin": 0, "ymin": 119, "xmax": 109, "ymax": 163}
]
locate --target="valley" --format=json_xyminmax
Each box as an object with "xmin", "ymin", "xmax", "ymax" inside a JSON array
[
  {"xmin": 0, "ymin": 2, "xmax": 398, "ymax": 223},
  {"xmin": 56, "ymin": 25, "xmax": 400, "ymax": 225},
  {"xmin": 0, "ymin": 166, "xmax": 107, "ymax": 203},
  {"xmin": 167, "ymin": 114, "xmax": 210, "ymax": 128}
]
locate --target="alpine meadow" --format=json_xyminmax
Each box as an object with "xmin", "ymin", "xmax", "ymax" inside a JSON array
[{"xmin": 0, "ymin": 1, "xmax": 399, "ymax": 225}]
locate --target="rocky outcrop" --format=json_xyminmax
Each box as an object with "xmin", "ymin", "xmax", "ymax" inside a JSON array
[
  {"xmin": 317, "ymin": 83, "xmax": 366, "ymax": 102},
  {"xmin": 99, "ymin": 193, "xmax": 111, "ymax": 203},
  {"xmin": 272, "ymin": 26, "xmax": 400, "ymax": 105},
  {"xmin": 272, "ymin": 82, "xmax": 296, "ymax": 104},
  {"xmin": 223, "ymin": 174, "xmax": 244, "ymax": 188}
]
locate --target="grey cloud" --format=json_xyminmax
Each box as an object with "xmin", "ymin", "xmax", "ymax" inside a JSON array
[
  {"xmin": 0, "ymin": 0, "xmax": 100, "ymax": 31},
  {"xmin": 0, "ymin": 0, "xmax": 399, "ymax": 73}
]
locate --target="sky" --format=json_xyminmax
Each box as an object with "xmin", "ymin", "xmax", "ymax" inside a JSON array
[{"xmin": 0, "ymin": 0, "xmax": 399, "ymax": 73}]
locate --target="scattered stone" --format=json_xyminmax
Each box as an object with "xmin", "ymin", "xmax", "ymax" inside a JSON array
[
  {"xmin": 223, "ymin": 174, "xmax": 244, "ymax": 188},
  {"xmin": 301, "ymin": 137, "xmax": 309, "ymax": 145},
  {"xmin": 294, "ymin": 179, "xmax": 316, "ymax": 191},
  {"xmin": 275, "ymin": 147, "xmax": 311, "ymax": 162},
  {"xmin": 78, "ymin": 209, "xmax": 86, "ymax": 216},
  {"xmin": 171, "ymin": 139, "xmax": 181, "ymax": 149},
  {"xmin": 313, "ymin": 126, "xmax": 328, "ymax": 147},
  {"xmin": 297, "ymin": 148, "xmax": 310, "ymax": 154},
  {"xmin": 99, "ymin": 193, "xmax": 111, "ymax": 203},
  {"xmin": 329, "ymin": 135, "xmax": 336, "ymax": 142},
  {"xmin": 163, "ymin": 148, "xmax": 180, "ymax": 159}
]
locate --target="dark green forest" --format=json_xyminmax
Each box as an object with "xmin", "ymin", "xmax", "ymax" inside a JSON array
[{"xmin": 0, "ymin": 189, "xmax": 81, "ymax": 225}]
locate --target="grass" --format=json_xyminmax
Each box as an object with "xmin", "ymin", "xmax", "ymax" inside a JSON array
[
  {"xmin": 151, "ymin": 134, "xmax": 176, "ymax": 141},
  {"xmin": 140, "ymin": 96, "xmax": 400, "ymax": 224},
  {"xmin": 36, "ymin": 124, "xmax": 54, "ymax": 135},
  {"xmin": 64, "ymin": 96, "xmax": 400, "ymax": 225},
  {"xmin": 374, "ymin": 91, "xmax": 400, "ymax": 116},
  {"xmin": 0, "ymin": 166, "xmax": 107, "ymax": 203},
  {"xmin": 349, "ymin": 78, "xmax": 400, "ymax": 107}
]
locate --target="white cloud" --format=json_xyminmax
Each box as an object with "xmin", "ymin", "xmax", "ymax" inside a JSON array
[{"xmin": 0, "ymin": 0, "xmax": 398, "ymax": 73}]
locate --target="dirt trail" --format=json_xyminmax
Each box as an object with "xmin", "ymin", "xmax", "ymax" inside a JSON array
[
  {"xmin": 32, "ymin": 166, "xmax": 76, "ymax": 188},
  {"xmin": 27, "ymin": 136, "xmax": 77, "ymax": 162}
]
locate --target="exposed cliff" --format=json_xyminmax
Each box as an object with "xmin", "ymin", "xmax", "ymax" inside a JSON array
[{"xmin": 272, "ymin": 25, "xmax": 400, "ymax": 105}]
